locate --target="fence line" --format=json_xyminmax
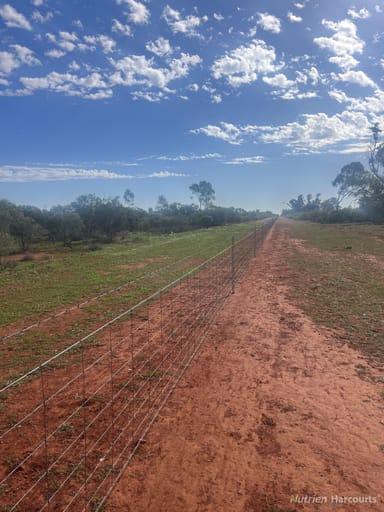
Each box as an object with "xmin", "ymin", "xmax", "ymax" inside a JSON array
[
  {"xmin": 0, "ymin": 228, "xmax": 240, "ymax": 344},
  {"xmin": 0, "ymin": 219, "xmax": 275, "ymax": 512}
]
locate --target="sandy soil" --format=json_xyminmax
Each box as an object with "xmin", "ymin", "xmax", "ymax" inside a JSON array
[{"xmin": 110, "ymin": 219, "xmax": 384, "ymax": 512}]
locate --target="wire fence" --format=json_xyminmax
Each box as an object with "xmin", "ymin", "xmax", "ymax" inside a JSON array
[{"xmin": 0, "ymin": 219, "xmax": 275, "ymax": 512}]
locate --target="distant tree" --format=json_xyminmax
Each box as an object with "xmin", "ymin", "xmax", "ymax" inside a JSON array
[
  {"xmin": 10, "ymin": 214, "xmax": 42, "ymax": 252},
  {"xmin": 48, "ymin": 209, "xmax": 84, "ymax": 247},
  {"xmin": 156, "ymin": 194, "xmax": 168, "ymax": 211},
  {"xmin": 123, "ymin": 188, "xmax": 135, "ymax": 206},
  {"xmin": 94, "ymin": 197, "xmax": 126, "ymax": 242},
  {"xmin": 368, "ymin": 122, "xmax": 384, "ymax": 185},
  {"xmin": 70, "ymin": 194, "xmax": 103, "ymax": 238},
  {"xmin": 189, "ymin": 181, "xmax": 215, "ymax": 209}
]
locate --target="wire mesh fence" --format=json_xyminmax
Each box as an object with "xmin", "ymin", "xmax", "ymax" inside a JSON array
[{"xmin": 0, "ymin": 219, "xmax": 275, "ymax": 512}]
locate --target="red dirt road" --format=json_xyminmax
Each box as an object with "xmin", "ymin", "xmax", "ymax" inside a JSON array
[{"xmin": 110, "ymin": 219, "xmax": 384, "ymax": 512}]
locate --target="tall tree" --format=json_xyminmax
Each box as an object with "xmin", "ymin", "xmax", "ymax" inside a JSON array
[
  {"xmin": 189, "ymin": 181, "xmax": 215, "ymax": 209},
  {"xmin": 368, "ymin": 122, "xmax": 384, "ymax": 185},
  {"xmin": 332, "ymin": 122, "xmax": 384, "ymax": 220},
  {"xmin": 123, "ymin": 188, "xmax": 135, "ymax": 206}
]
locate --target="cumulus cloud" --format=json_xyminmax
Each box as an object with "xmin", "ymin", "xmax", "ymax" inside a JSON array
[
  {"xmin": 262, "ymin": 73, "xmax": 295, "ymax": 88},
  {"xmin": 212, "ymin": 39, "xmax": 281, "ymax": 87},
  {"xmin": 112, "ymin": 18, "xmax": 132, "ymax": 36},
  {"xmin": 162, "ymin": 5, "xmax": 207, "ymax": 38},
  {"xmin": 191, "ymin": 122, "xmax": 246, "ymax": 145},
  {"xmin": 213, "ymin": 13, "xmax": 224, "ymax": 21},
  {"xmin": 20, "ymin": 71, "xmax": 113, "ymax": 100},
  {"xmin": 0, "ymin": 51, "xmax": 19, "ymax": 74},
  {"xmin": 146, "ymin": 37, "xmax": 172, "ymax": 57},
  {"xmin": 32, "ymin": 10, "xmax": 53, "ymax": 23},
  {"xmin": 336, "ymin": 69, "xmax": 376, "ymax": 88},
  {"xmin": 110, "ymin": 52, "xmax": 201, "ymax": 92},
  {"xmin": 259, "ymin": 111, "xmax": 372, "ymax": 152},
  {"xmin": 0, "ymin": 4, "xmax": 31, "ymax": 30},
  {"xmin": 116, "ymin": 0, "xmax": 150, "ymax": 24},
  {"xmin": 191, "ymin": 110, "xmax": 373, "ymax": 153},
  {"xmin": 257, "ymin": 12, "xmax": 281, "ymax": 34},
  {"xmin": 348, "ymin": 8, "xmax": 370, "ymax": 19},
  {"xmin": 287, "ymin": 12, "xmax": 302, "ymax": 23},
  {"xmin": 0, "ymin": 45, "xmax": 40, "ymax": 75},
  {"xmin": 314, "ymin": 19, "xmax": 364, "ymax": 70}
]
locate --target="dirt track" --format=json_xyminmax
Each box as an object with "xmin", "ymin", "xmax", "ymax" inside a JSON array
[{"xmin": 110, "ymin": 219, "xmax": 384, "ymax": 512}]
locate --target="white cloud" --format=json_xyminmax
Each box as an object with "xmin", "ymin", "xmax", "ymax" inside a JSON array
[
  {"xmin": 191, "ymin": 122, "xmax": 245, "ymax": 145},
  {"xmin": 224, "ymin": 156, "xmax": 265, "ymax": 164},
  {"xmin": 262, "ymin": 73, "xmax": 295, "ymax": 88},
  {"xmin": 287, "ymin": 12, "xmax": 302, "ymax": 23},
  {"xmin": 294, "ymin": 2, "xmax": 305, "ymax": 8},
  {"xmin": 116, "ymin": 0, "xmax": 150, "ymax": 25},
  {"xmin": 257, "ymin": 12, "xmax": 281, "ymax": 34},
  {"xmin": 157, "ymin": 153, "xmax": 221, "ymax": 161},
  {"xmin": 211, "ymin": 94, "xmax": 222, "ymax": 104},
  {"xmin": 187, "ymin": 83, "xmax": 199, "ymax": 92},
  {"xmin": 331, "ymin": 88, "xmax": 384, "ymax": 115},
  {"xmin": 112, "ymin": 18, "xmax": 132, "ymax": 36},
  {"xmin": 32, "ymin": 10, "xmax": 53, "ymax": 23},
  {"xmin": 20, "ymin": 71, "xmax": 113, "ymax": 100},
  {"xmin": 375, "ymin": 5, "xmax": 383, "ymax": 13},
  {"xmin": 162, "ymin": 5, "xmax": 207, "ymax": 38},
  {"xmin": 0, "ymin": 165, "xmax": 134, "ymax": 182},
  {"xmin": 212, "ymin": 39, "xmax": 280, "ymax": 87},
  {"xmin": 308, "ymin": 66, "xmax": 320, "ymax": 84},
  {"xmin": 146, "ymin": 37, "xmax": 172, "ymax": 57},
  {"xmin": 45, "ymin": 49, "xmax": 66, "ymax": 59},
  {"xmin": 11, "ymin": 45, "xmax": 41, "ymax": 66},
  {"xmin": 145, "ymin": 171, "xmax": 188, "ymax": 178},
  {"xmin": 73, "ymin": 19, "xmax": 83, "ymax": 29},
  {"xmin": 131, "ymin": 90, "xmax": 167, "ymax": 102},
  {"xmin": 213, "ymin": 13, "xmax": 224, "ymax": 21},
  {"xmin": 0, "ymin": 51, "xmax": 19, "ymax": 74},
  {"xmin": 348, "ymin": 8, "xmax": 370, "ymax": 20},
  {"xmin": 31, "ymin": 0, "xmax": 44, "ymax": 5},
  {"xmin": 336, "ymin": 69, "xmax": 376, "ymax": 88},
  {"xmin": 0, "ymin": 45, "xmax": 40, "ymax": 75},
  {"xmin": 259, "ymin": 111, "xmax": 371, "ymax": 152},
  {"xmin": 110, "ymin": 52, "xmax": 201, "ymax": 91},
  {"xmin": 0, "ymin": 4, "xmax": 31, "ymax": 30},
  {"xmin": 60, "ymin": 31, "xmax": 79, "ymax": 42},
  {"xmin": 191, "ymin": 110, "xmax": 372, "ymax": 153},
  {"xmin": 82, "ymin": 35, "xmax": 116, "ymax": 53},
  {"xmin": 314, "ymin": 19, "xmax": 364, "ymax": 70}
]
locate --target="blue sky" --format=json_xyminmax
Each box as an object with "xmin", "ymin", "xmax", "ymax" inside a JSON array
[{"xmin": 0, "ymin": 0, "xmax": 383, "ymax": 212}]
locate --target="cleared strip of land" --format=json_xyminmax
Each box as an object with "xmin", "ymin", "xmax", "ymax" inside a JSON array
[{"xmin": 110, "ymin": 218, "xmax": 384, "ymax": 512}]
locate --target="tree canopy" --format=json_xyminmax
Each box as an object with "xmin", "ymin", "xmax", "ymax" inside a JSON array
[{"xmin": 189, "ymin": 181, "xmax": 215, "ymax": 209}]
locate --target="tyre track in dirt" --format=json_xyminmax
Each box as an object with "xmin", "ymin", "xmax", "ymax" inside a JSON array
[{"xmin": 110, "ymin": 218, "xmax": 384, "ymax": 512}]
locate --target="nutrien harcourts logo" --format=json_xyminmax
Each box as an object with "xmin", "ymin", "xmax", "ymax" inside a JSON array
[{"xmin": 290, "ymin": 495, "xmax": 378, "ymax": 505}]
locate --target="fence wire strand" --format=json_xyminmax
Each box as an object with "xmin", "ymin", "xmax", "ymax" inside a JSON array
[{"xmin": 0, "ymin": 220, "xmax": 275, "ymax": 512}]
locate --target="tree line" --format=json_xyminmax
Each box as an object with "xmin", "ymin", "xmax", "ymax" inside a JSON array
[
  {"xmin": 283, "ymin": 123, "xmax": 384, "ymax": 223},
  {"xmin": 0, "ymin": 181, "xmax": 274, "ymax": 256}
]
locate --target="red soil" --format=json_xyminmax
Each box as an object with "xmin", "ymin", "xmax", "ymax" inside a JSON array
[{"xmin": 110, "ymin": 219, "xmax": 384, "ymax": 512}]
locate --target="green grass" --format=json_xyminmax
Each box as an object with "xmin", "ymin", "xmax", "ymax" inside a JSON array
[
  {"xmin": 287, "ymin": 221, "xmax": 384, "ymax": 362},
  {"xmin": 0, "ymin": 223, "xmax": 256, "ymax": 326},
  {"xmin": 0, "ymin": 222, "xmax": 263, "ymax": 382}
]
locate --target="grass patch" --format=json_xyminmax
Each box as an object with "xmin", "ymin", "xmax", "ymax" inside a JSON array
[
  {"xmin": 287, "ymin": 221, "xmax": 384, "ymax": 362},
  {"xmin": 0, "ymin": 223, "xmax": 257, "ymax": 326}
]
